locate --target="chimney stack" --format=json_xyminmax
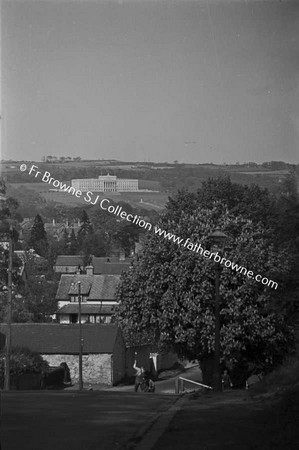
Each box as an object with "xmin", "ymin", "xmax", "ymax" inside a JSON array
[{"xmin": 85, "ymin": 265, "xmax": 94, "ymax": 276}]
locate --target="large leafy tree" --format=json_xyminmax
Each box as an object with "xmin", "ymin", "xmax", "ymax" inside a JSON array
[
  {"xmin": 0, "ymin": 186, "xmax": 22, "ymax": 294},
  {"xmin": 115, "ymin": 189, "xmax": 294, "ymax": 376},
  {"xmin": 0, "ymin": 253, "xmax": 59, "ymax": 323},
  {"xmin": 77, "ymin": 210, "xmax": 93, "ymax": 238},
  {"xmin": 28, "ymin": 214, "xmax": 48, "ymax": 257},
  {"xmin": 194, "ymin": 176, "xmax": 276, "ymax": 227}
]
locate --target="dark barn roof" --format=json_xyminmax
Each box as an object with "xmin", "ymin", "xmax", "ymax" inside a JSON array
[{"xmin": 0, "ymin": 324, "xmax": 121, "ymax": 354}]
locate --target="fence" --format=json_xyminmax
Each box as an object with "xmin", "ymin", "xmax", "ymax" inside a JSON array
[{"xmin": 175, "ymin": 376, "xmax": 212, "ymax": 394}]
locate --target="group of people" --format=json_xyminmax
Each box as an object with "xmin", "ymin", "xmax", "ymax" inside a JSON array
[
  {"xmin": 133, "ymin": 354, "xmax": 155, "ymax": 393},
  {"xmin": 133, "ymin": 354, "xmax": 234, "ymax": 393}
]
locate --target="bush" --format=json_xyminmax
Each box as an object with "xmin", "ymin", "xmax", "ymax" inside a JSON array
[
  {"xmin": 0, "ymin": 346, "xmax": 49, "ymax": 379},
  {"xmin": 250, "ymin": 357, "xmax": 299, "ymax": 394}
]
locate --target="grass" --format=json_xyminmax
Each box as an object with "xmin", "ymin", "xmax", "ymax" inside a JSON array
[{"xmin": 11, "ymin": 182, "xmax": 168, "ymax": 210}]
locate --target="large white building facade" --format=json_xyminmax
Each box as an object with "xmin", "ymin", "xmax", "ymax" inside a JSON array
[{"xmin": 71, "ymin": 175, "xmax": 139, "ymax": 193}]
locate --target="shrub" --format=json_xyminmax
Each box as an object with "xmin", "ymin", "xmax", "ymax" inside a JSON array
[
  {"xmin": 251, "ymin": 357, "xmax": 299, "ymax": 394},
  {"xmin": 0, "ymin": 346, "xmax": 49, "ymax": 379}
]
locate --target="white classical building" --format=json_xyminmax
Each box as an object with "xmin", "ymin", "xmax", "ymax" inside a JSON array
[{"xmin": 71, "ymin": 175, "xmax": 139, "ymax": 192}]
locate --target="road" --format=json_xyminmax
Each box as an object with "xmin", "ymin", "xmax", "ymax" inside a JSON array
[
  {"xmin": 0, "ymin": 391, "xmax": 177, "ymax": 450},
  {"xmin": 107, "ymin": 366, "xmax": 204, "ymax": 395}
]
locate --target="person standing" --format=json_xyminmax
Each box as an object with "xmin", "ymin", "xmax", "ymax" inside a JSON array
[
  {"xmin": 222, "ymin": 369, "xmax": 233, "ymax": 390},
  {"xmin": 133, "ymin": 353, "xmax": 145, "ymax": 392}
]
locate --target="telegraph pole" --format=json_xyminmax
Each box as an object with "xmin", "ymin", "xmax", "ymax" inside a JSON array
[
  {"xmin": 78, "ymin": 281, "xmax": 83, "ymax": 390},
  {"xmin": 4, "ymin": 225, "xmax": 13, "ymax": 391}
]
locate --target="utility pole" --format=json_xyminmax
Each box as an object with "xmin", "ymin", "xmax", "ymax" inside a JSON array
[
  {"xmin": 78, "ymin": 281, "xmax": 83, "ymax": 390},
  {"xmin": 4, "ymin": 225, "xmax": 13, "ymax": 391}
]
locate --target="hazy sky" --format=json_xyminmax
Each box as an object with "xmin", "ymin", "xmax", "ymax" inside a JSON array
[{"xmin": 1, "ymin": 0, "xmax": 299, "ymax": 164}]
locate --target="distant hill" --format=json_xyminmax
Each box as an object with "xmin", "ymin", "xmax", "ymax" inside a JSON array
[{"xmin": 1, "ymin": 159, "xmax": 297, "ymax": 195}]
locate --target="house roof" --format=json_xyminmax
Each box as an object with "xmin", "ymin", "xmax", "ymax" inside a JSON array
[
  {"xmin": 0, "ymin": 323, "xmax": 120, "ymax": 354},
  {"xmin": 44, "ymin": 223, "xmax": 65, "ymax": 232},
  {"xmin": 14, "ymin": 249, "xmax": 41, "ymax": 263},
  {"xmin": 91, "ymin": 259, "xmax": 131, "ymax": 275},
  {"xmin": 54, "ymin": 255, "xmax": 131, "ymax": 274},
  {"xmin": 56, "ymin": 274, "xmax": 120, "ymax": 300},
  {"xmin": 54, "ymin": 255, "xmax": 84, "ymax": 267},
  {"xmin": 57, "ymin": 304, "xmax": 115, "ymax": 315}
]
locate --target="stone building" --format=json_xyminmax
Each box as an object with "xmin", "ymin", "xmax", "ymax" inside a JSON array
[
  {"xmin": 0, "ymin": 323, "xmax": 126, "ymax": 385},
  {"xmin": 71, "ymin": 174, "xmax": 139, "ymax": 193}
]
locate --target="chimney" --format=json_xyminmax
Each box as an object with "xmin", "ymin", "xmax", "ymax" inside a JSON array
[{"xmin": 86, "ymin": 265, "xmax": 94, "ymax": 276}]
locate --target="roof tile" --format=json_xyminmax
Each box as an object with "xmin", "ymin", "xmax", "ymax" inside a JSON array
[{"xmin": 56, "ymin": 274, "xmax": 120, "ymax": 300}]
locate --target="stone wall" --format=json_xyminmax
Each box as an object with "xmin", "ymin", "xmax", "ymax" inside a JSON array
[{"xmin": 42, "ymin": 353, "xmax": 112, "ymax": 385}]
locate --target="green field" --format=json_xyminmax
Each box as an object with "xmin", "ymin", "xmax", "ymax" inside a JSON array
[{"xmin": 11, "ymin": 182, "xmax": 168, "ymax": 210}]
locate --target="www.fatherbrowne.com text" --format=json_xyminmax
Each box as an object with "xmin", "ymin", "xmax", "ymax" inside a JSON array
[
  {"xmin": 20, "ymin": 164, "xmax": 278, "ymax": 289},
  {"xmin": 153, "ymin": 226, "xmax": 278, "ymax": 289}
]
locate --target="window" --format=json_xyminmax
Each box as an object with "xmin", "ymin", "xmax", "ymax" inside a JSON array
[
  {"xmin": 70, "ymin": 314, "xmax": 78, "ymax": 323},
  {"xmin": 96, "ymin": 315, "xmax": 112, "ymax": 324}
]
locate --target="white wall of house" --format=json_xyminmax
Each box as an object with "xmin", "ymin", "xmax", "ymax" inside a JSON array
[
  {"xmin": 42, "ymin": 353, "xmax": 113, "ymax": 385},
  {"xmin": 57, "ymin": 300, "xmax": 118, "ymax": 309},
  {"xmin": 54, "ymin": 265, "xmax": 79, "ymax": 273},
  {"xmin": 58, "ymin": 314, "xmax": 112, "ymax": 324}
]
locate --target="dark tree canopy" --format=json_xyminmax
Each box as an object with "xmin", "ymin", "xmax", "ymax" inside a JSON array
[
  {"xmin": 115, "ymin": 182, "xmax": 295, "ymax": 375},
  {"xmin": 78, "ymin": 210, "xmax": 93, "ymax": 238}
]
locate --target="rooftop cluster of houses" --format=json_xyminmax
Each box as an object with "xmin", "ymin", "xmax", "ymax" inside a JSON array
[
  {"xmin": 21, "ymin": 218, "xmax": 81, "ymax": 242},
  {"xmin": 54, "ymin": 255, "xmax": 131, "ymax": 324},
  {"xmin": 0, "ymin": 217, "xmax": 178, "ymax": 386}
]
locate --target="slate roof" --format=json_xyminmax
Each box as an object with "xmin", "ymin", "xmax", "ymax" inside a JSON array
[
  {"xmin": 91, "ymin": 260, "xmax": 131, "ymax": 275},
  {"xmin": 0, "ymin": 323, "xmax": 120, "ymax": 354},
  {"xmin": 56, "ymin": 274, "xmax": 120, "ymax": 300},
  {"xmin": 56, "ymin": 304, "xmax": 115, "ymax": 315},
  {"xmin": 54, "ymin": 255, "xmax": 84, "ymax": 267},
  {"xmin": 54, "ymin": 255, "xmax": 131, "ymax": 274}
]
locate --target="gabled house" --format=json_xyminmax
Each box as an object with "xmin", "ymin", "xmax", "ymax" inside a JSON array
[
  {"xmin": 44, "ymin": 219, "xmax": 81, "ymax": 241},
  {"xmin": 0, "ymin": 323, "xmax": 126, "ymax": 385},
  {"xmin": 54, "ymin": 255, "xmax": 85, "ymax": 274},
  {"xmin": 55, "ymin": 266, "xmax": 120, "ymax": 324},
  {"xmin": 14, "ymin": 249, "xmax": 45, "ymax": 285}
]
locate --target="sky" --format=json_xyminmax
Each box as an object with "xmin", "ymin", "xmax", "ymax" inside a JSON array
[{"xmin": 1, "ymin": 0, "xmax": 299, "ymax": 164}]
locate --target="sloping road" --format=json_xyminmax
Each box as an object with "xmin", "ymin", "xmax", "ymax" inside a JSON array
[{"xmin": 0, "ymin": 390, "xmax": 177, "ymax": 450}]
